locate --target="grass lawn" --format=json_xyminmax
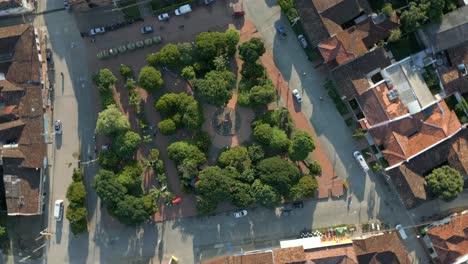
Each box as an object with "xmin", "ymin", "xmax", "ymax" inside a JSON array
[
  {"xmin": 119, "ymin": 0, "xmax": 141, "ymax": 20},
  {"xmin": 386, "ymin": 33, "xmax": 422, "ymax": 61},
  {"xmin": 324, "ymin": 80, "xmax": 349, "ymax": 116}
]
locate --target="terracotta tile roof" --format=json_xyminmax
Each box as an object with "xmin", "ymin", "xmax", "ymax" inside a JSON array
[
  {"xmin": 440, "ymin": 45, "xmax": 468, "ymax": 95},
  {"xmin": 426, "ymin": 214, "xmax": 468, "ymax": 264},
  {"xmin": 3, "ymin": 161, "xmax": 41, "ymax": 215},
  {"xmin": 0, "ymin": 24, "xmax": 46, "ymax": 216},
  {"xmin": 318, "ymin": 29, "xmax": 368, "ymax": 68},
  {"xmin": 352, "ymin": 233, "xmax": 410, "ymax": 264},
  {"xmin": 387, "ymin": 128, "xmax": 468, "ymax": 208},
  {"xmin": 360, "ymin": 82, "xmax": 409, "ymax": 126},
  {"xmin": 305, "ymin": 244, "xmax": 358, "ymax": 264},
  {"xmin": 331, "ymin": 47, "xmax": 392, "ymax": 99},
  {"xmin": 295, "ymin": 0, "xmax": 330, "ymax": 46},
  {"xmin": 274, "ymin": 246, "xmax": 306, "ymax": 264},
  {"xmin": 369, "ymin": 101, "xmax": 462, "ymax": 166},
  {"xmin": 354, "ymin": 14, "xmax": 399, "ymax": 49},
  {"xmin": 199, "ymin": 252, "xmax": 273, "ymax": 264}
]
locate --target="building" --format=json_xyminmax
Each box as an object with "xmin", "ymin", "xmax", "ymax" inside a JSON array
[
  {"xmin": 418, "ymin": 5, "xmax": 468, "ymax": 96},
  {"xmin": 199, "ymin": 232, "xmax": 410, "ymax": 264},
  {"xmin": 0, "ymin": 24, "xmax": 47, "ymax": 216},
  {"xmin": 423, "ymin": 211, "xmax": 468, "ymax": 264},
  {"xmin": 0, "ymin": 0, "xmax": 34, "ymax": 17}
]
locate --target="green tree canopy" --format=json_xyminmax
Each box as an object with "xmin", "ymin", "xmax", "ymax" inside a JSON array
[
  {"xmin": 426, "ymin": 165, "xmax": 463, "ymax": 202},
  {"xmin": 251, "ymin": 179, "xmax": 280, "ymax": 207},
  {"xmin": 95, "ymin": 104, "xmax": 130, "ymax": 135},
  {"xmin": 117, "ymin": 162, "xmax": 143, "ymax": 191},
  {"xmin": 93, "ymin": 169, "xmax": 127, "ymax": 210},
  {"xmin": 225, "ymin": 29, "xmax": 240, "ymax": 56},
  {"xmin": 114, "ymin": 195, "xmax": 156, "ymax": 226},
  {"xmin": 288, "ymin": 130, "xmax": 315, "ymax": 161},
  {"xmin": 290, "ymin": 175, "xmax": 318, "ymax": 200},
  {"xmin": 158, "ymin": 119, "xmax": 177, "ymax": 135},
  {"xmin": 147, "ymin": 43, "xmax": 181, "ymax": 67},
  {"xmin": 239, "ymin": 37, "xmax": 266, "ymax": 63},
  {"xmin": 114, "ymin": 131, "xmax": 141, "ymax": 158},
  {"xmin": 240, "ymin": 62, "xmax": 266, "ymax": 82},
  {"xmin": 138, "ymin": 66, "xmax": 163, "ymax": 91},
  {"xmin": 231, "ymin": 181, "xmax": 255, "ymax": 207},
  {"xmin": 93, "ymin": 68, "xmax": 117, "ymax": 92},
  {"xmin": 400, "ymin": 2, "xmax": 428, "ymax": 33},
  {"xmin": 269, "ymin": 127, "xmax": 290, "ymax": 153},
  {"xmin": 66, "ymin": 182, "xmax": 86, "ymax": 206},
  {"xmin": 181, "ymin": 66, "xmax": 196, "ymax": 80},
  {"xmin": 66, "ymin": 206, "xmax": 88, "ymax": 234},
  {"xmin": 119, "ymin": 64, "xmax": 133, "ymax": 79},
  {"xmin": 195, "ymin": 166, "xmax": 233, "ymax": 213},
  {"xmin": 167, "ymin": 141, "xmax": 207, "ymax": 166},
  {"xmin": 256, "ymin": 157, "xmax": 301, "ymax": 196},
  {"xmin": 249, "ymin": 84, "xmax": 277, "ymax": 107},
  {"xmin": 195, "ymin": 70, "xmax": 236, "ymax": 106},
  {"xmin": 247, "ymin": 144, "xmax": 265, "ymax": 163},
  {"xmin": 178, "ymin": 42, "xmax": 195, "ymax": 66},
  {"xmin": 253, "ymin": 123, "xmax": 273, "ymax": 146},
  {"xmin": 218, "ymin": 146, "xmax": 251, "ymax": 172},
  {"xmin": 155, "ymin": 93, "xmax": 181, "ymax": 116}
]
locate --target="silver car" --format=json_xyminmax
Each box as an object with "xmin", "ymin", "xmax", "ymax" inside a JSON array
[
  {"xmin": 54, "ymin": 120, "xmax": 62, "ymax": 135},
  {"xmin": 297, "ymin": 34, "xmax": 308, "ymax": 49},
  {"xmin": 90, "ymin": 27, "xmax": 105, "ymax": 36},
  {"xmin": 292, "ymin": 89, "xmax": 302, "ymax": 103},
  {"xmin": 353, "ymin": 151, "xmax": 369, "ymax": 171},
  {"xmin": 158, "ymin": 13, "xmax": 170, "ymax": 21},
  {"xmin": 233, "ymin": 210, "xmax": 247, "ymax": 218}
]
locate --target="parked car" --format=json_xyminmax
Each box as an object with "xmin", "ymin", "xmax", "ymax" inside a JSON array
[
  {"xmin": 233, "ymin": 210, "xmax": 247, "ymax": 218},
  {"xmin": 275, "ymin": 23, "xmax": 287, "ymax": 37},
  {"xmin": 396, "ymin": 224, "xmax": 408, "ymax": 240},
  {"xmin": 353, "ymin": 151, "xmax": 369, "ymax": 172},
  {"xmin": 158, "ymin": 13, "xmax": 170, "ymax": 21},
  {"xmin": 204, "ymin": 0, "xmax": 214, "ymax": 4},
  {"xmin": 292, "ymin": 201, "xmax": 304, "ymax": 208},
  {"xmin": 281, "ymin": 209, "xmax": 292, "ymax": 216},
  {"xmin": 54, "ymin": 200, "xmax": 64, "ymax": 221},
  {"xmin": 54, "ymin": 120, "xmax": 62, "ymax": 135},
  {"xmin": 140, "ymin": 25, "xmax": 154, "ymax": 34},
  {"xmin": 292, "ymin": 89, "xmax": 302, "ymax": 103},
  {"xmin": 90, "ymin": 27, "xmax": 105, "ymax": 36},
  {"xmin": 175, "ymin": 4, "xmax": 192, "ymax": 15},
  {"xmin": 297, "ymin": 34, "xmax": 308, "ymax": 48},
  {"xmin": 458, "ymin": 63, "xmax": 467, "ymax": 76}
]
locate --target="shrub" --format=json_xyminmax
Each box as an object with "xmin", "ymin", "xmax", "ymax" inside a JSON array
[
  {"xmin": 138, "ymin": 66, "xmax": 163, "ymax": 91},
  {"xmin": 72, "ymin": 168, "xmax": 84, "ymax": 182},
  {"xmin": 158, "ymin": 119, "xmax": 177, "ymax": 135},
  {"xmin": 66, "ymin": 182, "xmax": 86, "ymax": 206},
  {"xmin": 119, "ymin": 64, "xmax": 133, "ymax": 79},
  {"xmin": 308, "ymin": 161, "xmax": 322, "ymax": 176}
]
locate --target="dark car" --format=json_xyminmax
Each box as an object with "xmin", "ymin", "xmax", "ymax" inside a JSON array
[
  {"xmin": 275, "ymin": 23, "xmax": 287, "ymax": 37},
  {"xmin": 292, "ymin": 202, "xmax": 304, "ymax": 208}
]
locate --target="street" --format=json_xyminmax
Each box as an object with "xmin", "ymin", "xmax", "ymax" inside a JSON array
[{"xmin": 2, "ymin": 0, "xmax": 467, "ymax": 263}]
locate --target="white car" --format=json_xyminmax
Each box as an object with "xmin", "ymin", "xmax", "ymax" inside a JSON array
[
  {"xmin": 158, "ymin": 13, "xmax": 170, "ymax": 21},
  {"xmin": 54, "ymin": 120, "xmax": 62, "ymax": 135},
  {"xmin": 234, "ymin": 210, "xmax": 247, "ymax": 218},
  {"xmin": 54, "ymin": 200, "xmax": 64, "ymax": 221},
  {"xmin": 297, "ymin": 34, "xmax": 308, "ymax": 49},
  {"xmin": 353, "ymin": 151, "xmax": 369, "ymax": 172},
  {"xmin": 90, "ymin": 27, "xmax": 105, "ymax": 36},
  {"xmin": 292, "ymin": 89, "xmax": 302, "ymax": 103},
  {"xmin": 396, "ymin": 224, "xmax": 408, "ymax": 240}
]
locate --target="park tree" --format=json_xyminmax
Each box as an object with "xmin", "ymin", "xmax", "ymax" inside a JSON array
[
  {"xmin": 167, "ymin": 141, "xmax": 207, "ymax": 166},
  {"xmin": 93, "ymin": 68, "xmax": 117, "ymax": 92},
  {"xmin": 98, "ymin": 150, "xmax": 121, "ymax": 171},
  {"xmin": 253, "ymin": 123, "xmax": 273, "ymax": 146},
  {"xmin": 256, "ymin": 156, "xmax": 301, "ymax": 196},
  {"xmin": 195, "ymin": 31, "xmax": 228, "ymax": 66},
  {"xmin": 426, "ymin": 165, "xmax": 463, "ymax": 202},
  {"xmin": 93, "ymin": 169, "xmax": 127, "ymax": 210},
  {"xmin": 196, "ymin": 196, "xmax": 217, "ymax": 215},
  {"xmin": 239, "ymin": 37, "xmax": 266, "ymax": 63},
  {"xmin": 240, "ymin": 62, "xmax": 265, "ymax": 82},
  {"xmin": 182, "ymin": 102, "xmax": 204, "ymax": 131},
  {"xmin": 254, "ymin": 108, "xmax": 294, "ymax": 136},
  {"xmin": 247, "ymin": 144, "xmax": 265, "ymax": 163},
  {"xmin": 187, "ymin": 131, "xmax": 212, "ymax": 153},
  {"xmin": 225, "ymin": 28, "xmax": 240, "ymax": 56},
  {"xmin": 178, "ymin": 42, "xmax": 195, "ymax": 66},
  {"xmin": 155, "ymin": 93, "xmax": 181, "ymax": 116},
  {"xmin": 66, "ymin": 182, "xmax": 86, "ymax": 206},
  {"xmin": 195, "ymin": 70, "xmax": 236, "ymax": 106},
  {"xmin": 231, "ymin": 181, "xmax": 255, "ymax": 207},
  {"xmin": 213, "ymin": 55, "xmax": 228, "ymax": 71},
  {"xmin": 138, "ymin": 66, "xmax": 163, "ymax": 91},
  {"xmin": 158, "ymin": 119, "xmax": 177, "ymax": 135},
  {"xmin": 195, "ymin": 166, "xmax": 233, "ymax": 213},
  {"xmin": 270, "ymin": 127, "xmax": 290, "ymax": 153},
  {"xmin": 307, "ymin": 160, "xmax": 322, "ymax": 176},
  {"xmin": 114, "ymin": 131, "xmax": 141, "ymax": 158},
  {"xmin": 251, "ymin": 179, "xmax": 280, "ymax": 207},
  {"xmin": 117, "ymin": 162, "xmax": 143, "ymax": 192},
  {"xmin": 424, "ymin": 0, "xmax": 445, "ymax": 22},
  {"xmin": 290, "ymin": 175, "xmax": 318, "ymax": 200},
  {"xmin": 218, "ymin": 146, "xmax": 251, "ymax": 172},
  {"xmin": 114, "ymin": 195, "xmax": 156, "ymax": 226},
  {"xmin": 125, "ymin": 78, "xmax": 137, "ymax": 90},
  {"xmin": 66, "ymin": 206, "xmax": 88, "ymax": 234},
  {"xmin": 181, "ymin": 66, "xmax": 196, "ymax": 81},
  {"xmin": 72, "ymin": 168, "xmax": 84, "ymax": 182},
  {"xmin": 147, "ymin": 43, "xmax": 181, "ymax": 67},
  {"xmin": 119, "ymin": 64, "xmax": 133, "ymax": 79},
  {"xmin": 288, "ymin": 131, "xmax": 315, "ymax": 161},
  {"xmin": 249, "ymin": 85, "xmax": 277, "ymax": 107},
  {"xmin": 95, "ymin": 104, "xmax": 130, "ymax": 135}
]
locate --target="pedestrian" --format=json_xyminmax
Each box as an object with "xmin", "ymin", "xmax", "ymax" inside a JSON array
[
  {"xmin": 302, "ymin": 70, "xmax": 306, "ymax": 76},
  {"xmin": 320, "ymin": 96, "xmax": 323, "ymax": 101}
]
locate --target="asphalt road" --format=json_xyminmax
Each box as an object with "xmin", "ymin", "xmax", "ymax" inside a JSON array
[{"xmin": 4, "ymin": 0, "xmax": 465, "ymax": 263}]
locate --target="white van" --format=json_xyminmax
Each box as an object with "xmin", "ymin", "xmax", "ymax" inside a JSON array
[
  {"xmin": 175, "ymin": 4, "xmax": 192, "ymax": 15},
  {"xmin": 396, "ymin": 224, "xmax": 408, "ymax": 240},
  {"xmin": 54, "ymin": 200, "xmax": 64, "ymax": 221},
  {"xmin": 353, "ymin": 151, "xmax": 369, "ymax": 172}
]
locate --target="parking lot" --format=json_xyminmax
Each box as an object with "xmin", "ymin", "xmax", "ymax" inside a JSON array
[{"xmin": 78, "ymin": 0, "xmax": 242, "ymax": 75}]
